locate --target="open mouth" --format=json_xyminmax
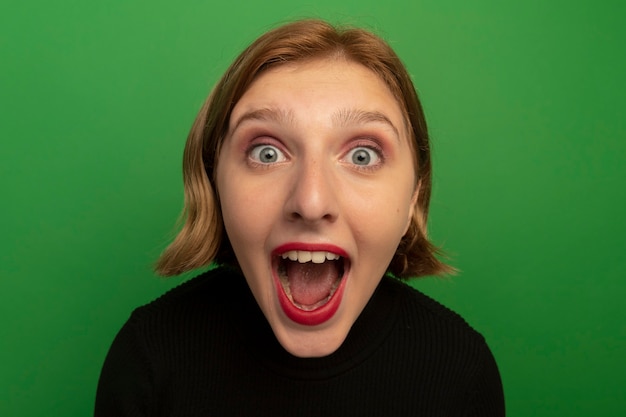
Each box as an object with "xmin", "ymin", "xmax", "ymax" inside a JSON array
[
  {"xmin": 272, "ymin": 246, "xmax": 349, "ymax": 326},
  {"xmin": 277, "ymin": 250, "xmax": 345, "ymax": 311}
]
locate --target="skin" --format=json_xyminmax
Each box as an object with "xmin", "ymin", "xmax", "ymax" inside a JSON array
[{"xmin": 216, "ymin": 58, "xmax": 418, "ymax": 358}]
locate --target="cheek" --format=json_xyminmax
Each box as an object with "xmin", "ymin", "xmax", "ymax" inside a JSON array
[
  {"xmin": 221, "ymin": 191, "xmax": 256, "ymax": 238},
  {"xmin": 218, "ymin": 175, "xmax": 248, "ymax": 239},
  {"xmin": 218, "ymin": 176, "xmax": 279, "ymax": 244},
  {"xmin": 349, "ymin": 192, "xmax": 413, "ymax": 253}
]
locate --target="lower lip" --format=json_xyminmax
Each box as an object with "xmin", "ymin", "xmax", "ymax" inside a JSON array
[{"xmin": 273, "ymin": 269, "xmax": 347, "ymax": 326}]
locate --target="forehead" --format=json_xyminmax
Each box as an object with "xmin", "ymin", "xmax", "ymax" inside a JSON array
[{"xmin": 229, "ymin": 58, "xmax": 408, "ymax": 133}]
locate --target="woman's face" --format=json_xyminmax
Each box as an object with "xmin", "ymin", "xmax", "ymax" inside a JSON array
[{"xmin": 216, "ymin": 58, "xmax": 417, "ymax": 357}]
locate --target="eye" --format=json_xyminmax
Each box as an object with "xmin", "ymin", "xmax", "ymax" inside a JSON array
[
  {"xmin": 345, "ymin": 146, "xmax": 381, "ymax": 167},
  {"xmin": 248, "ymin": 144, "xmax": 287, "ymax": 164}
]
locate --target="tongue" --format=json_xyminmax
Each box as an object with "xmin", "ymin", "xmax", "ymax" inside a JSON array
[{"xmin": 286, "ymin": 261, "xmax": 339, "ymax": 306}]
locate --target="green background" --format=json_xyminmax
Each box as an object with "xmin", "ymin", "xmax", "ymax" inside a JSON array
[{"xmin": 2, "ymin": 0, "xmax": 624, "ymax": 415}]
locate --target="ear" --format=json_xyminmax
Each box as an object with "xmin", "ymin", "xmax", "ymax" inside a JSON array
[{"xmin": 403, "ymin": 182, "xmax": 420, "ymax": 236}]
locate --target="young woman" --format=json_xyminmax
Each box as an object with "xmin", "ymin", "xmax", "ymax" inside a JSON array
[{"xmin": 96, "ymin": 19, "xmax": 505, "ymax": 416}]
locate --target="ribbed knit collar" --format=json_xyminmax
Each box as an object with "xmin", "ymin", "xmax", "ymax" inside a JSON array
[{"xmin": 229, "ymin": 269, "xmax": 402, "ymax": 380}]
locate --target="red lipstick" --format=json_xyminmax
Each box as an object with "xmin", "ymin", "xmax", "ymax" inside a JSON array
[
  {"xmin": 273, "ymin": 243, "xmax": 348, "ymax": 257},
  {"xmin": 272, "ymin": 243, "xmax": 349, "ymax": 326}
]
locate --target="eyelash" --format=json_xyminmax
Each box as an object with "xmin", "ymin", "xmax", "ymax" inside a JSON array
[
  {"xmin": 342, "ymin": 140, "xmax": 385, "ymax": 172},
  {"xmin": 244, "ymin": 138, "xmax": 386, "ymax": 171},
  {"xmin": 246, "ymin": 141, "xmax": 288, "ymax": 168}
]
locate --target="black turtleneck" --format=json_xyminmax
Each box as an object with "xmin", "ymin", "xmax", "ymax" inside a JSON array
[{"xmin": 95, "ymin": 267, "xmax": 504, "ymax": 416}]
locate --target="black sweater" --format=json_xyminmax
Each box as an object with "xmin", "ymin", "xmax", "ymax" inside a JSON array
[{"xmin": 95, "ymin": 267, "xmax": 505, "ymax": 416}]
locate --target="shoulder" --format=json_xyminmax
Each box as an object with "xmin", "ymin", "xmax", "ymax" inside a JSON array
[
  {"xmin": 142, "ymin": 266, "xmax": 242, "ymax": 304},
  {"xmin": 96, "ymin": 267, "xmax": 251, "ymax": 414},
  {"xmin": 385, "ymin": 277, "xmax": 479, "ymax": 329},
  {"xmin": 383, "ymin": 276, "xmax": 490, "ymax": 358},
  {"xmin": 126, "ymin": 266, "xmax": 246, "ymax": 331},
  {"xmin": 381, "ymin": 277, "xmax": 504, "ymax": 411}
]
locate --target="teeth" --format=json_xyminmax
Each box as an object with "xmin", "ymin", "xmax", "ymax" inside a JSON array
[
  {"xmin": 311, "ymin": 252, "xmax": 326, "ymax": 264},
  {"xmin": 281, "ymin": 250, "xmax": 340, "ymax": 263},
  {"xmin": 298, "ymin": 251, "xmax": 312, "ymax": 263},
  {"xmin": 320, "ymin": 251, "xmax": 340, "ymax": 262}
]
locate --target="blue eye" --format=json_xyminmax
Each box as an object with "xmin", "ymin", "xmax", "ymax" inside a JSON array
[
  {"xmin": 249, "ymin": 145, "xmax": 286, "ymax": 164},
  {"xmin": 346, "ymin": 147, "xmax": 381, "ymax": 166}
]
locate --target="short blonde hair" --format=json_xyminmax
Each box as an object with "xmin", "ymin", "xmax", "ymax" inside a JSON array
[{"xmin": 155, "ymin": 19, "xmax": 452, "ymax": 278}]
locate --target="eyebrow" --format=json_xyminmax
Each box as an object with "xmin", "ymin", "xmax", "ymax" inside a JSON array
[
  {"xmin": 332, "ymin": 108, "xmax": 400, "ymax": 141},
  {"xmin": 229, "ymin": 108, "xmax": 295, "ymax": 135},
  {"xmin": 229, "ymin": 107, "xmax": 400, "ymax": 140}
]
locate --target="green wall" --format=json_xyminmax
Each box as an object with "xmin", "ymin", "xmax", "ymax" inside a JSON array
[{"xmin": 2, "ymin": 0, "xmax": 624, "ymax": 415}]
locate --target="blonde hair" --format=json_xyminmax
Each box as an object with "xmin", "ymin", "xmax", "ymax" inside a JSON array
[{"xmin": 155, "ymin": 19, "xmax": 453, "ymax": 278}]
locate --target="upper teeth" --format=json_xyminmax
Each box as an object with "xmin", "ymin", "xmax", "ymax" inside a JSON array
[{"xmin": 281, "ymin": 250, "xmax": 341, "ymax": 264}]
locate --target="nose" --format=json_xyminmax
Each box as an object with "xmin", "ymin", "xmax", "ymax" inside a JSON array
[{"xmin": 284, "ymin": 158, "xmax": 338, "ymax": 224}]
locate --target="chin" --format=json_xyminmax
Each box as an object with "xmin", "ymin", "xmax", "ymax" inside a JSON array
[{"xmin": 270, "ymin": 315, "xmax": 352, "ymax": 358}]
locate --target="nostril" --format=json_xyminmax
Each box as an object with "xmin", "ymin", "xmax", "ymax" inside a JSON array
[
  {"xmin": 287, "ymin": 210, "xmax": 304, "ymax": 221},
  {"xmin": 321, "ymin": 212, "xmax": 335, "ymax": 221},
  {"xmin": 283, "ymin": 170, "xmax": 339, "ymax": 223},
  {"xmin": 287, "ymin": 209, "xmax": 337, "ymax": 223}
]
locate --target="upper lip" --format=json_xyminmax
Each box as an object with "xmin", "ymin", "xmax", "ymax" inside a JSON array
[{"xmin": 272, "ymin": 242, "xmax": 349, "ymax": 259}]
